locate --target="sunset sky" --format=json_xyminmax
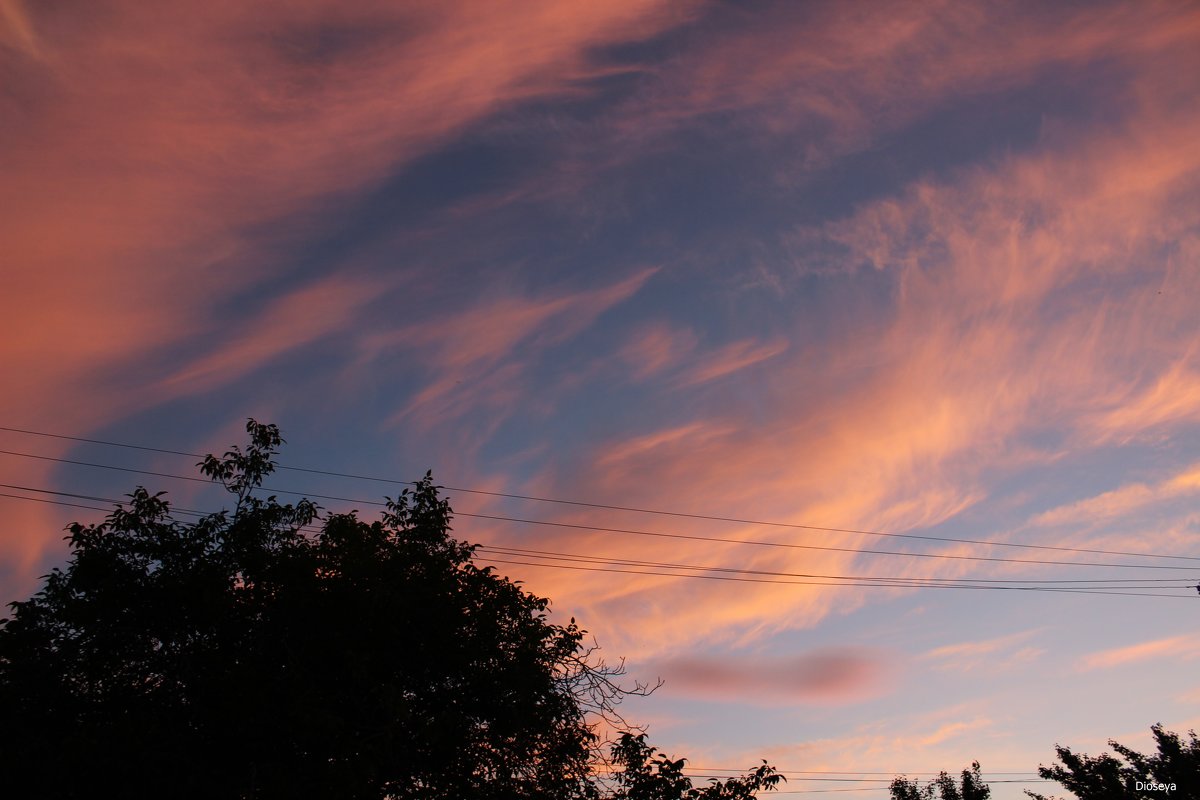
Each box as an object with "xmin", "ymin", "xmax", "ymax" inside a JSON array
[{"xmin": 3, "ymin": 1, "xmax": 1200, "ymax": 796}]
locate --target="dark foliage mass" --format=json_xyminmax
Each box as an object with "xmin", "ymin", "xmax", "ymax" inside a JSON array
[
  {"xmin": 890, "ymin": 762, "xmax": 990, "ymax": 800},
  {"xmin": 1025, "ymin": 724, "xmax": 1200, "ymax": 800},
  {"xmin": 608, "ymin": 732, "xmax": 784, "ymax": 799},
  {"xmin": 0, "ymin": 421, "xmax": 781, "ymax": 800}
]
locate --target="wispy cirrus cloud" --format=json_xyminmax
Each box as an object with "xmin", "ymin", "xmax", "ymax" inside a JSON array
[
  {"xmin": 485, "ymin": 8, "xmax": 1200, "ymax": 658},
  {"xmin": 160, "ymin": 275, "xmax": 384, "ymax": 395},
  {"xmin": 0, "ymin": 0, "xmax": 697, "ymax": 595},
  {"xmin": 1030, "ymin": 464, "xmax": 1200, "ymax": 529},
  {"xmin": 0, "ymin": 0, "xmax": 38, "ymax": 56},
  {"xmin": 1090, "ymin": 358, "xmax": 1200, "ymax": 443},
  {"xmin": 619, "ymin": 324, "xmax": 699, "ymax": 382},
  {"xmin": 672, "ymin": 338, "xmax": 789, "ymax": 388},
  {"xmin": 750, "ymin": 702, "xmax": 1001, "ymax": 778},
  {"xmin": 382, "ymin": 267, "xmax": 659, "ymax": 428},
  {"xmin": 1081, "ymin": 635, "xmax": 1200, "ymax": 672},
  {"xmin": 0, "ymin": 0, "xmax": 692, "ymax": 435},
  {"xmin": 921, "ymin": 630, "xmax": 1046, "ymax": 674},
  {"xmin": 587, "ymin": 1, "xmax": 1200, "ymax": 180}
]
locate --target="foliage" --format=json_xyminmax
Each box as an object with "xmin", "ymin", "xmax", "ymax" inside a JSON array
[
  {"xmin": 890, "ymin": 762, "xmax": 990, "ymax": 800},
  {"xmin": 608, "ymin": 732, "xmax": 785, "ymax": 799},
  {"xmin": 1025, "ymin": 724, "xmax": 1200, "ymax": 800},
  {"xmin": 0, "ymin": 421, "xmax": 614, "ymax": 799}
]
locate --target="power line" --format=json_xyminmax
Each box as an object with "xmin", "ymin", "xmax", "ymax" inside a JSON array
[
  {"xmin": 2, "ymin": 449, "xmax": 1196, "ymax": 571},
  {"xmin": 476, "ymin": 557, "xmax": 1196, "ymax": 598},
  {"xmin": 477, "ymin": 544, "xmax": 1199, "ymax": 586},
  {"xmin": 0, "ymin": 483, "xmax": 322, "ymax": 532},
  {"xmin": 686, "ymin": 776, "xmax": 960, "ymax": 782},
  {"xmin": 691, "ymin": 769, "xmax": 1041, "ymax": 776},
  {"xmin": 2, "ymin": 485, "xmax": 1195, "ymax": 597},
  {"xmin": 756, "ymin": 788, "xmax": 893, "ymax": 795},
  {"xmin": 685, "ymin": 775, "xmax": 1051, "ymax": 784},
  {"xmin": 2, "ymin": 424, "xmax": 1195, "ymax": 563},
  {"xmin": 771, "ymin": 788, "xmax": 1050, "ymax": 797},
  {"xmin": 5, "ymin": 484, "xmax": 1193, "ymax": 589},
  {"xmin": 0, "ymin": 492, "xmax": 112, "ymax": 515}
]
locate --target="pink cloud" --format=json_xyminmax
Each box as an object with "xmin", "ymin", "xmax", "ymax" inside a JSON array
[
  {"xmin": 159, "ymin": 275, "xmax": 384, "ymax": 394},
  {"xmin": 384, "ymin": 267, "xmax": 658, "ymax": 427},
  {"xmin": 1030, "ymin": 463, "xmax": 1200, "ymax": 529},
  {"xmin": 0, "ymin": 467, "xmax": 79, "ymax": 600},
  {"xmin": 1081, "ymin": 635, "xmax": 1200, "ymax": 671},
  {"xmin": 657, "ymin": 647, "xmax": 889, "ymax": 705},
  {"xmin": 0, "ymin": 0, "xmax": 694, "ymax": 602},
  {"xmin": 673, "ymin": 338, "xmax": 789, "ymax": 388},
  {"xmin": 603, "ymin": 1, "xmax": 1200, "ymax": 171},
  {"xmin": 491, "ymin": 19, "xmax": 1200, "ymax": 657},
  {"xmin": 921, "ymin": 630, "xmax": 1046, "ymax": 674},
  {"xmin": 619, "ymin": 324, "xmax": 699, "ymax": 381},
  {"xmin": 746, "ymin": 702, "xmax": 1003, "ymax": 780},
  {"xmin": 1091, "ymin": 359, "xmax": 1200, "ymax": 442},
  {"xmin": 0, "ymin": 0, "xmax": 690, "ymax": 443}
]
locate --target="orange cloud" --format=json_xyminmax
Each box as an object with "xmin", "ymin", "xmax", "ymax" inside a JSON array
[
  {"xmin": 0, "ymin": 0, "xmax": 699, "ymax": 604},
  {"xmin": 0, "ymin": 0, "xmax": 691, "ymax": 446},
  {"xmin": 747, "ymin": 702, "xmax": 1003, "ymax": 780},
  {"xmin": 487, "ymin": 15, "xmax": 1200, "ymax": 658},
  {"xmin": 1081, "ymin": 635, "xmax": 1200, "ymax": 671},
  {"xmin": 0, "ymin": 0, "xmax": 38, "ymax": 56},
  {"xmin": 1091, "ymin": 359, "xmax": 1200, "ymax": 442},
  {"xmin": 1030, "ymin": 463, "xmax": 1200, "ymax": 529}
]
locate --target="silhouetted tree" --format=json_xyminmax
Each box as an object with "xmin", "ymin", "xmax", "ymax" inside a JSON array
[
  {"xmin": 0, "ymin": 421, "xmax": 782, "ymax": 800},
  {"xmin": 891, "ymin": 763, "xmax": 990, "ymax": 800},
  {"xmin": 608, "ymin": 732, "xmax": 785, "ymax": 799},
  {"xmin": 1025, "ymin": 724, "xmax": 1200, "ymax": 799},
  {"xmin": 0, "ymin": 421, "xmax": 644, "ymax": 799}
]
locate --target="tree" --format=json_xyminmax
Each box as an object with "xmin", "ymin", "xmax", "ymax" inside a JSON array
[
  {"xmin": 0, "ymin": 420, "xmax": 782, "ymax": 800},
  {"xmin": 891, "ymin": 763, "xmax": 990, "ymax": 800},
  {"xmin": 0, "ymin": 421, "xmax": 610, "ymax": 798},
  {"xmin": 1025, "ymin": 724, "xmax": 1200, "ymax": 799},
  {"xmin": 607, "ymin": 732, "xmax": 785, "ymax": 799}
]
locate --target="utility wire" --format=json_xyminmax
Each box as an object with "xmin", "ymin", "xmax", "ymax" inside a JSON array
[
  {"xmin": 0, "ymin": 484, "xmax": 323, "ymax": 532},
  {"xmin": 451, "ymin": 512, "xmax": 1200, "ymax": 571},
  {"xmin": 476, "ymin": 557, "xmax": 1196, "ymax": 598},
  {"xmin": 2, "ymin": 450, "xmax": 1198, "ymax": 573},
  {"xmin": 2, "ymin": 486, "xmax": 1195, "ymax": 596},
  {"xmin": 685, "ymin": 775, "xmax": 1050, "ymax": 783},
  {"xmin": 690, "ymin": 769, "xmax": 1042, "ymax": 776},
  {"xmin": 477, "ymin": 544, "xmax": 1199, "ymax": 586},
  {"xmin": 767, "ymin": 782, "xmax": 1052, "ymax": 795},
  {"xmin": 2, "ymin": 450, "xmax": 1197, "ymax": 572},
  {"xmin": 6, "ymin": 485, "xmax": 1193, "ymax": 588},
  {"xmin": 2, "ymin": 425, "xmax": 1195, "ymax": 563}
]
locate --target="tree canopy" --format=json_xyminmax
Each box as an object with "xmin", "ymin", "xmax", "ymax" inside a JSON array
[
  {"xmin": 608, "ymin": 732, "xmax": 784, "ymax": 799},
  {"xmin": 0, "ymin": 420, "xmax": 781, "ymax": 800},
  {"xmin": 1025, "ymin": 724, "xmax": 1200, "ymax": 800},
  {"xmin": 890, "ymin": 762, "xmax": 990, "ymax": 800}
]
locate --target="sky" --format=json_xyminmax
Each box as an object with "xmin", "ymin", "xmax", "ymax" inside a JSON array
[{"xmin": 2, "ymin": 0, "xmax": 1200, "ymax": 796}]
